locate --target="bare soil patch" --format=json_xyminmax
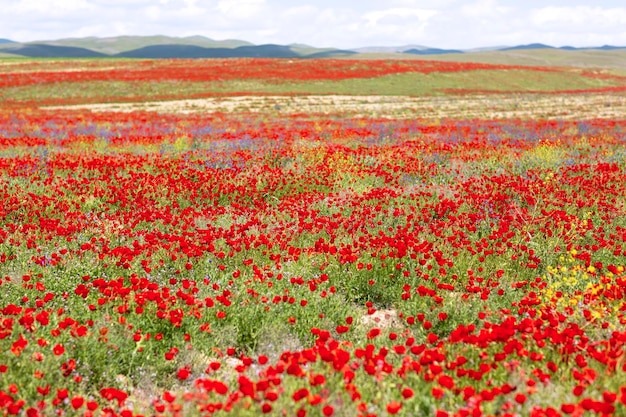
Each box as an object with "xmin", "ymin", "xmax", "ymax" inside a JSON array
[{"xmin": 44, "ymin": 93, "xmax": 626, "ymax": 120}]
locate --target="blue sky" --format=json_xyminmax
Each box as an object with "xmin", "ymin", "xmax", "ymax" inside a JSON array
[{"xmin": 2, "ymin": 0, "xmax": 626, "ymax": 49}]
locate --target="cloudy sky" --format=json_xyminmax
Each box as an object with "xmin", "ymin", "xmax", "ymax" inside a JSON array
[{"xmin": 2, "ymin": 0, "xmax": 626, "ymax": 49}]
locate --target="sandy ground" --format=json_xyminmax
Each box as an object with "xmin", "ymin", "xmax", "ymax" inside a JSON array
[{"xmin": 44, "ymin": 93, "xmax": 626, "ymax": 120}]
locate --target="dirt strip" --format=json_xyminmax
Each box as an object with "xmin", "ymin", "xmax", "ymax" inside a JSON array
[{"xmin": 43, "ymin": 93, "xmax": 626, "ymax": 119}]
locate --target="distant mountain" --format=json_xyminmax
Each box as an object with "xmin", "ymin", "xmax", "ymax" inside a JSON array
[
  {"xmin": 593, "ymin": 45, "xmax": 626, "ymax": 51},
  {"xmin": 499, "ymin": 43, "xmax": 626, "ymax": 52},
  {"xmin": 352, "ymin": 45, "xmax": 430, "ymax": 53},
  {"xmin": 113, "ymin": 44, "xmax": 353, "ymax": 59},
  {"xmin": 463, "ymin": 46, "xmax": 508, "ymax": 52},
  {"xmin": 1, "ymin": 44, "xmax": 107, "ymax": 58},
  {"xmin": 353, "ymin": 43, "xmax": 626, "ymax": 55},
  {"xmin": 27, "ymin": 35, "xmax": 253, "ymax": 55},
  {"xmin": 115, "ymin": 44, "xmax": 297, "ymax": 58},
  {"xmin": 0, "ymin": 36, "xmax": 352, "ymax": 58},
  {"xmin": 357, "ymin": 43, "xmax": 626, "ymax": 54},
  {"xmin": 404, "ymin": 47, "xmax": 463, "ymax": 55},
  {"xmin": 1, "ymin": 36, "xmax": 625, "ymax": 59},
  {"xmin": 287, "ymin": 43, "xmax": 354, "ymax": 57},
  {"xmin": 500, "ymin": 43, "xmax": 555, "ymax": 51},
  {"xmin": 305, "ymin": 49, "xmax": 356, "ymax": 58}
]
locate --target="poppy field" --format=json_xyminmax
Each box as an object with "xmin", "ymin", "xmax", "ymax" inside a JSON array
[{"xmin": 1, "ymin": 58, "xmax": 626, "ymax": 417}]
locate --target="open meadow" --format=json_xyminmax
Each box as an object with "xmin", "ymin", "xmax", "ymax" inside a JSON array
[{"xmin": 1, "ymin": 57, "xmax": 626, "ymax": 417}]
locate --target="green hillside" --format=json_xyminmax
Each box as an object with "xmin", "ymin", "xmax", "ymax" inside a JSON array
[
  {"xmin": 370, "ymin": 48, "xmax": 626, "ymax": 71},
  {"xmin": 6, "ymin": 35, "xmax": 253, "ymax": 55}
]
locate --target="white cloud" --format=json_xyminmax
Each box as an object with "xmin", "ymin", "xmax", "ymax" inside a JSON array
[
  {"xmin": 145, "ymin": 5, "xmax": 162, "ymax": 20},
  {"xmin": 9, "ymin": 0, "xmax": 95, "ymax": 14},
  {"xmin": 363, "ymin": 8, "xmax": 437, "ymax": 26},
  {"xmin": 89, "ymin": 0, "xmax": 153, "ymax": 5},
  {"xmin": 530, "ymin": 6, "xmax": 626, "ymax": 27},
  {"xmin": 281, "ymin": 5, "xmax": 317, "ymax": 18},
  {"xmin": 217, "ymin": 0, "xmax": 266, "ymax": 19},
  {"xmin": 385, "ymin": 0, "xmax": 457, "ymax": 7},
  {"xmin": 349, "ymin": 7, "xmax": 438, "ymax": 46},
  {"xmin": 461, "ymin": 0, "xmax": 511, "ymax": 18},
  {"xmin": 2, "ymin": 1, "xmax": 626, "ymax": 49}
]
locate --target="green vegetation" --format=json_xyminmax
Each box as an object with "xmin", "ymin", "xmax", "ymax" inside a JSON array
[
  {"xmin": 389, "ymin": 48, "xmax": 626, "ymax": 71},
  {"xmin": 2, "ymin": 68, "xmax": 624, "ymax": 106}
]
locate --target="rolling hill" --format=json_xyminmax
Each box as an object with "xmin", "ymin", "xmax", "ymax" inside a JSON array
[
  {"xmin": 404, "ymin": 47, "xmax": 463, "ymax": 55},
  {"xmin": 1, "ymin": 44, "xmax": 107, "ymax": 58},
  {"xmin": 0, "ymin": 36, "xmax": 354, "ymax": 59},
  {"xmin": 23, "ymin": 35, "xmax": 253, "ymax": 55},
  {"xmin": 0, "ymin": 36, "xmax": 625, "ymax": 65},
  {"xmin": 116, "ymin": 44, "xmax": 298, "ymax": 58}
]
